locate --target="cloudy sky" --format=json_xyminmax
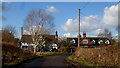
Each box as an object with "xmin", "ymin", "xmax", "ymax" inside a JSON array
[{"xmin": 2, "ymin": 2, "xmax": 119, "ymax": 38}]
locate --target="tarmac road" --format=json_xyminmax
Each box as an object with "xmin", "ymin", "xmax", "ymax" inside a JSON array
[{"xmin": 17, "ymin": 53, "xmax": 72, "ymax": 68}]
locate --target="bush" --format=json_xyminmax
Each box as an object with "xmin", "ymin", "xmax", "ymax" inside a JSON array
[
  {"xmin": 59, "ymin": 46, "xmax": 76, "ymax": 53},
  {"xmin": 72, "ymin": 44, "xmax": 120, "ymax": 66},
  {"xmin": 2, "ymin": 42, "xmax": 36, "ymax": 66}
]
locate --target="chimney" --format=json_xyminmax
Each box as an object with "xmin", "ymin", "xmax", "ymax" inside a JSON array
[
  {"xmin": 56, "ymin": 31, "xmax": 58, "ymax": 37},
  {"xmin": 83, "ymin": 32, "xmax": 86, "ymax": 37}
]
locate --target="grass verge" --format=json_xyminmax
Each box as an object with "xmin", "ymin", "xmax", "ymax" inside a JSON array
[
  {"xmin": 66, "ymin": 56, "xmax": 95, "ymax": 66},
  {"xmin": 39, "ymin": 52, "xmax": 60, "ymax": 56}
]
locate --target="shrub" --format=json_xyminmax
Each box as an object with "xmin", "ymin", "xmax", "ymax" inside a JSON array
[
  {"xmin": 2, "ymin": 42, "xmax": 36, "ymax": 66},
  {"xmin": 72, "ymin": 44, "xmax": 120, "ymax": 66}
]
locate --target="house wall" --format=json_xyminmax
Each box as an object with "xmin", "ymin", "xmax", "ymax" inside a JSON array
[
  {"xmin": 67, "ymin": 37, "xmax": 111, "ymax": 46},
  {"xmin": 80, "ymin": 38, "xmax": 92, "ymax": 45}
]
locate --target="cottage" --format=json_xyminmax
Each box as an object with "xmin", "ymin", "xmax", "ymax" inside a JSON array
[
  {"xmin": 67, "ymin": 32, "xmax": 111, "ymax": 47},
  {"xmin": 20, "ymin": 31, "xmax": 59, "ymax": 52}
]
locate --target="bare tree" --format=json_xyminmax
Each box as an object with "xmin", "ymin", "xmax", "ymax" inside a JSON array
[
  {"xmin": 2, "ymin": 25, "xmax": 17, "ymax": 42},
  {"xmin": 97, "ymin": 28, "xmax": 112, "ymax": 37},
  {"xmin": 23, "ymin": 9, "xmax": 54, "ymax": 53},
  {"xmin": 3, "ymin": 25, "xmax": 16, "ymax": 37}
]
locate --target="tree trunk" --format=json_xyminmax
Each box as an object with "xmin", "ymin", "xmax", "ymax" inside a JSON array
[{"xmin": 33, "ymin": 46, "xmax": 36, "ymax": 53}]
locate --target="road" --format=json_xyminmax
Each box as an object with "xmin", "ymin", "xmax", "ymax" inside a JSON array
[{"xmin": 17, "ymin": 53, "xmax": 72, "ymax": 68}]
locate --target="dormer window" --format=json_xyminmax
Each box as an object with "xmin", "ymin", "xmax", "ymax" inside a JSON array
[
  {"xmin": 105, "ymin": 40, "xmax": 110, "ymax": 44},
  {"xmin": 98, "ymin": 40, "xmax": 103, "ymax": 44},
  {"xmin": 71, "ymin": 39, "xmax": 75, "ymax": 44},
  {"xmin": 92, "ymin": 40, "xmax": 96, "ymax": 44}
]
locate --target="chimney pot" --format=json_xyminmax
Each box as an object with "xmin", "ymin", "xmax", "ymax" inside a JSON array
[{"xmin": 83, "ymin": 32, "xmax": 86, "ymax": 37}]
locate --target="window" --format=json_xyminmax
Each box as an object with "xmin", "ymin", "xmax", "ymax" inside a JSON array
[
  {"xmin": 105, "ymin": 40, "xmax": 110, "ymax": 44},
  {"xmin": 92, "ymin": 40, "xmax": 96, "ymax": 44},
  {"xmin": 98, "ymin": 40, "xmax": 103, "ymax": 44},
  {"xmin": 83, "ymin": 40, "xmax": 88, "ymax": 44},
  {"xmin": 71, "ymin": 39, "xmax": 75, "ymax": 43}
]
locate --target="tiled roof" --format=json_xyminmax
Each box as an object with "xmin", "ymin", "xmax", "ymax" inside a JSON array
[
  {"xmin": 21, "ymin": 35, "xmax": 32, "ymax": 44},
  {"xmin": 21, "ymin": 34, "xmax": 57, "ymax": 44},
  {"xmin": 67, "ymin": 37, "xmax": 110, "ymax": 39}
]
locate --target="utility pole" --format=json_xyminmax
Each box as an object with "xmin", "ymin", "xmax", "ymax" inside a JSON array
[
  {"xmin": 21, "ymin": 27, "xmax": 23, "ymax": 35},
  {"xmin": 78, "ymin": 8, "xmax": 80, "ymax": 47}
]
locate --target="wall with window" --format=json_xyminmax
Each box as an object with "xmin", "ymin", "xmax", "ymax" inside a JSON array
[{"xmin": 80, "ymin": 39, "xmax": 91, "ymax": 45}]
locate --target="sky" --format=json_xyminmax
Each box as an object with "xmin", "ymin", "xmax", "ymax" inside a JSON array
[
  {"xmin": 2, "ymin": 0, "xmax": 119, "ymax": 2},
  {"xmin": 1, "ymin": 2, "xmax": 119, "ymax": 38}
]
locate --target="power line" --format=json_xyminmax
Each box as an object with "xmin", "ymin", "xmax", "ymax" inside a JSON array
[
  {"xmin": 80, "ymin": 2, "xmax": 90, "ymax": 11},
  {"xmin": 80, "ymin": 0, "xmax": 93, "ymax": 11}
]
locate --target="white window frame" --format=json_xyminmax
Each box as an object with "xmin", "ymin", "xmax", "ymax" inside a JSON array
[
  {"xmin": 71, "ymin": 39, "xmax": 75, "ymax": 43},
  {"xmin": 92, "ymin": 40, "xmax": 96, "ymax": 44},
  {"xmin": 105, "ymin": 40, "xmax": 110, "ymax": 44},
  {"xmin": 98, "ymin": 40, "xmax": 103, "ymax": 44},
  {"xmin": 83, "ymin": 39, "xmax": 88, "ymax": 44}
]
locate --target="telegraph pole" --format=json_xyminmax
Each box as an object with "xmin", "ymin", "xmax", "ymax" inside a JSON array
[
  {"xmin": 21, "ymin": 27, "xmax": 23, "ymax": 35},
  {"xmin": 78, "ymin": 8, "xmax": 80, "ymax": 47}
]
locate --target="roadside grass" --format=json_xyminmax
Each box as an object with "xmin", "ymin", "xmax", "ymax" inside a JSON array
[
  {"xmin": 66, "ymin": 56, "xmax": 95, "ymax": 66},
  {"xmin": 38, "ymin": 52, "xmax": 60, "ymax": 56},
  {"xmin": 67, "ymin": 43, "xmax": 120, "ymax": 67}
]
